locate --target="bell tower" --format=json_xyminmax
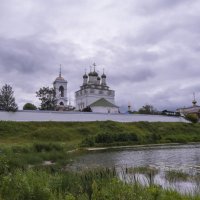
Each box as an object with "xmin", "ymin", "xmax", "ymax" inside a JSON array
[{"xmin": 53, "ymin": 66, "xmax": 68, "ymax": 108}]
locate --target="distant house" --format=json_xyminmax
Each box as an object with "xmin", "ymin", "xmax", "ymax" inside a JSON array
[
  {"xmin": 75, "ymin": 64, "xmax": 119, "ymax": 113},
  {"xmin": 176, "ymin": 97, "xmax": 200, "ymax": 117},
  {"xmin": 162, "ymin": 110, "xmax": 179, "ymax": 116}
]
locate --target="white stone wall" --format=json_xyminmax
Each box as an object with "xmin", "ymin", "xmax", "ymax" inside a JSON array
[
  {"xmin": 91, "ymin": 106, "xmax": 119, "ymax": 113},
  {"xmin": 0, "ymin": 111, "xmax": 188, "ymax": 122}
]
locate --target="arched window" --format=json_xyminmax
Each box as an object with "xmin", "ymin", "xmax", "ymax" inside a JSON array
[
  {"xmin": 60, "ymin": 102, "xmax": 64, "ymax": 106},
  {"xmin": 59, "ymin": 86, "xmax": 64, "ymax": 97}
]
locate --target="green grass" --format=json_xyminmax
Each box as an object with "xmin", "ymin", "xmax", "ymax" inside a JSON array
[
  {"xmin": 165, "ymin": 170, "xmax": 190, "ymax": 182},
  {"xmin": 127, "ymin": 166, "xmax": 159, "ymax": 176},
  {"xmin": 1, "ymin": 121, "xmax": 200, "ymax": 148},
  {"xmin": 0, "ymin": 121, "xmax": 200, "ymax": 169},
  {"xmin": 0, "ymin": 167, "xmax": 199, "ymax": 200},
  {"xmin": 1, "ymin": 121, "xmax": 200, "ymax": 199}
]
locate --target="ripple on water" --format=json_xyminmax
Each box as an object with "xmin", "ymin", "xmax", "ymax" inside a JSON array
[{"xmin": 71, "ymin": 144, "xmax": 200, "ymax": 194}]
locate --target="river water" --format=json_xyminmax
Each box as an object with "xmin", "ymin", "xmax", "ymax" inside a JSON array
[{"xmin": 71, "ymin": 144, "xmax": 200, "ymax": 194}]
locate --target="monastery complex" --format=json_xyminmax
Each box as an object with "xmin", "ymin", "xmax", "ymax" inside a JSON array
[{"xmin": 53, "ymin": 64, "xmax": 119, "ymax": 113}]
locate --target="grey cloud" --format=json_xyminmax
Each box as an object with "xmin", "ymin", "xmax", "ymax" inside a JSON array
[
  {"xmin": 132, "ymin": 0, "xmax": 193, "ymax": 15},
  {"xmin": 1, "ymin": 0, "xmax": 200, "ymax": 111}
]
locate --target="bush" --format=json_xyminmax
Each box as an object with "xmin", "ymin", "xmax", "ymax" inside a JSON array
[
  {"xmin": 81, "ymin": 137, "xmax": 95, "ymax": 147},
  {"xmin": 0, "ymin": 170, "xmax": 53, "ymax": 200},
  {"xmin": 23, "ymin": 103, "xmax": 37, "ymax": 110},
  {"xmin": 185, "ymin": 113, "xmax": 199, "ymax": 123},
  {"xmin": 33, "ymin": 143, "xmax": 64, "ymax": 152}
]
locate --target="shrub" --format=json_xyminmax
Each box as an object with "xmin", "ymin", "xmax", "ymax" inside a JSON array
[
  {"xmin": 23, "ymin": 103, "xmax": 37, "ymax": 110},
  {"xmin": 33, "ymin": 143, "xmax": 63, "ymax": 152},
  {"xmin": 185, "ymin": 113, "xmax": 199, "ymax": 123},
  {"xmin": 81, "ymin": 137, "xmax": 95, "ymax": 147}
]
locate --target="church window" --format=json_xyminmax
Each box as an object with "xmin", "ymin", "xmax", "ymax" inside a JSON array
[
  {"xmin": 60, "ymin": 102, "xmax": 64, "ymax": 106},
  {"xmin": 59, "ymin": 86, "xmax": 64, "ymax": 97}
]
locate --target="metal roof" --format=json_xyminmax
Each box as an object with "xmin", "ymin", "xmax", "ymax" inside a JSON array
[{"xmin": 89, "ymin": 98, "xmax": 118, "ymax": 108}]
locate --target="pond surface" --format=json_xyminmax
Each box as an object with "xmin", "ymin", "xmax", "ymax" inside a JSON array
[{"xmin": 71, "ymin": 144, "xmax": 200, "ymax": 194}]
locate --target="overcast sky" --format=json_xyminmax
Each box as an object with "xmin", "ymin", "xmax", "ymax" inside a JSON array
[{"xmin": 1, "ymin": 0, "xmax": 200, "ymax": 111}]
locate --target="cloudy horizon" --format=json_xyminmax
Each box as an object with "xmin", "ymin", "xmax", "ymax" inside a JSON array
[{"xmin": 1, "ymin": 0, "xmax": 200, "ymax": 112}]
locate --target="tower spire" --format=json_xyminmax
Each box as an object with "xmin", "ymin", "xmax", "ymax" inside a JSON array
[
  {"xmin": 93, "ymin": 62, "xmax": 96, "ymax": 71},
  {"xmin": 59, "ymin": 64, "xmax": 62, "ymax": 77},
  {"xmin": 192, "ymin": 92, "xmax": 197, "ymax": 106},
  {"xmin": 128, "ymin": 102, "xmax": 131, "ymax": 113}
]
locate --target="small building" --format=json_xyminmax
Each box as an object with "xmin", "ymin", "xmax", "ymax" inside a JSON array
[
  {"xmin": 75, "ymin": 64, "xmax": 119, "ymax": 113},
  {"xmin": 176, "ymin": 95, "xmax": 200, "ymax": 117},
  {"xmin": 89, "ymin": 98, "xmax": 119, "ymax": 113}
]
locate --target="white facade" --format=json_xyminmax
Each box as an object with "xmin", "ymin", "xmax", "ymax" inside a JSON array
[
  {"xmin": 75, "ymin": 68, "xmax": 118, "ymax": 112},
  {"xmin": 53, "ymin": 70, "xmax": 68, "ymax": 107},
  {"xmin": 91, "ymin": 106, "xmax": 119, "ymax": 113},
  {"xmin": 176, "ymin": 98, "xmax": 200, "ymax": 117}
]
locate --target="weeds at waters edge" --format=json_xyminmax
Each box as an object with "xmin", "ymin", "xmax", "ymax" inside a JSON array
[
  {"xmin": 165, "ymin": 170, "xmax": 191, "ymax": 182},
  {"xmin": 0, "ymin": 142, "xmax": 73, "ymax": 171},
  {"xmin": 0, "ymin": 167, "xmax": 199, "ymax": 200},
  {"xmin": 124, "ymin": 166, "xmax": 159, "ymax": 186}
]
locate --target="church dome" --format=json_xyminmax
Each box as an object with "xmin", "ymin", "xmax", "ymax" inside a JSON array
[
  {"xmin": 83, "ymin": 73, "xmax": 88, "ymax": 79},
  {"xmin": 55, "ymin": 76, "xmax": 65, "ymax": 81},
  {"xmin": 88, "ymin": 71, "xmax": 93, "ymax": 76},
  {"xmin": 101, "ymin": 73, "xmax": 106, "ymax": 78},
  {"xmin": 89, "ymin": 71, "xmax": 98, "ymax": 76},
  {"xmin": 97, "ymin": 76, "xmax": 101, "ymax": 80},
  {"xmin": 92, "ymin": 71, "xmax": 98, "ymax": 76}
]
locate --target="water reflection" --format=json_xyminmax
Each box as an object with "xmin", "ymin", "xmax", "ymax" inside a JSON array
[
  {"xmin": 71, "ymin": 144, "xmax": 200, "ymax": 194},
  {"xmin": 74, "ymin": 144, "xmax": 200, "ymax": 172}
]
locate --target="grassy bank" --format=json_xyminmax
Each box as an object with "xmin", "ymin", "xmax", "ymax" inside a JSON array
[
  {"xmin": 0, "ymin": 121, "xmax": 200, "ymax": 168},
  {"xmin": 0, "ymin": 121, "xmax": 200, "ymax": 199},
  {"xmin": 1, "ymin": 121, "xmax": 200, "ymax": 147}
]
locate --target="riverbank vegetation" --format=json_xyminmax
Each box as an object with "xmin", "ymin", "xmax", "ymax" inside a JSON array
[
  {"xmin": 0, "ymin": 121, "xmax": 200, "ymax": 199},
  {"xmin": 1, "ymin": 121, "xmax": 200, "ymax": 148},
  {"xmin": 0, "ymin": 121, "xmax": 200, "ymax": 169},
  {"xmin": 0, "ymin": 164, "xmax": 200, "ymax": 200}
]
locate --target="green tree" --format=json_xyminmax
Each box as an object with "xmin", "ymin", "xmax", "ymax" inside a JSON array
[
  {"xmin": 23, "ymin": 103, "xmax": 37, "ymax": 110},
  {"xmin": 0, "ymin": 84, "xmax": 18, "ymax": 112},
  {"xmin": 138, "ymin": 104, "xmax": 156, "ymax": 114},
  {"xmin": 36, "ymin": 87, "xmax": 57, "ymax": 110}
]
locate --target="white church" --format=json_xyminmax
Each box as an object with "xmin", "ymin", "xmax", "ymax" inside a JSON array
[
  {"xmin": 53, "ymin": 64, "xmax": 119, "ymax": 113},
  {"xmin": 75, "ymin": 64, "xmax": 119, "ymax": 113}
]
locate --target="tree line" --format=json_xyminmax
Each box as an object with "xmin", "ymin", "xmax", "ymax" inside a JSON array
[{"xmin": 0, "ymin": 84, "xmax": 57, "ymax": 112}]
